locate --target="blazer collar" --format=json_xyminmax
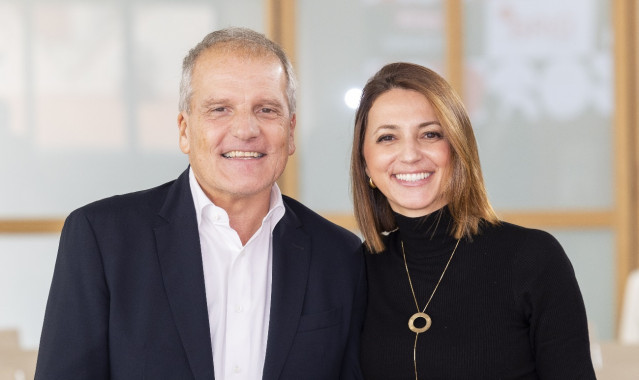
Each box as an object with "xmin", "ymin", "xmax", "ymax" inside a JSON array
[
  {"xmin": 262, "ymin": 199, "xmax": 312, "ymax": 380},
  {"xmin": 153, "ymin": 171, "xmax": 312, "ymax": 380},
  {"xmin": 154, "ymin": 168, "xmax": 215, "ymax": 380}
]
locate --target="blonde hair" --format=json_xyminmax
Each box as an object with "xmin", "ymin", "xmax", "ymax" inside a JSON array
[{"xmin": 351, "ymin": 62, "xmax": 498, "ymax": 253}]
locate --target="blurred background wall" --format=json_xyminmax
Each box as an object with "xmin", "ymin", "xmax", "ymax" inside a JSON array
[{"xmin": 0, "ymin": 0, "xmax": 637, "ymax": 351}]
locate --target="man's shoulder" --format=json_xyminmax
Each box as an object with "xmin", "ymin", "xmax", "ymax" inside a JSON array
[
  {"xmin": 72, "ymin": 178, "xmax": 177, "ymax": 220},
  {"xmin": 282, "ymin": 195, "xmax": 360, "ymax": 244}
]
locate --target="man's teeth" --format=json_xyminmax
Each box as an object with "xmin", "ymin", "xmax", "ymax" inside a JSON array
[
  {"xmin": 223, "ymin": 151, "xmax": 263, "ymax": 158},
  {"xmin": 395, "ymin": 172, "xmax": 431, "ymax": 182}
]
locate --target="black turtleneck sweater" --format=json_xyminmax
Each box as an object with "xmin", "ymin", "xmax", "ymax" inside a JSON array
[{"xmin": 360, "ymin": 207, "xmax": 596, "ymax": 379}]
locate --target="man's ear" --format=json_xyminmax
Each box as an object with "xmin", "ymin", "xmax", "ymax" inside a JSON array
[
  {"xmin": 288, "ymin": 114, "xmax": 296, "ymax": 155},
  {"xmin": 177, "ymin": 112, "xmax": 190, "ymax": 154}
]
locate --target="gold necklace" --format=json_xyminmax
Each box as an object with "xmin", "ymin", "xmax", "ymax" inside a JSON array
[{"xmin": 401, "ymin": 238, "xmax": 461, "ymax": 380}]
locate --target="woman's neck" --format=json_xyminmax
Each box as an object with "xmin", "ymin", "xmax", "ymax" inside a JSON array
[{"xmin": 394, "ymin": 206, "xmax": 455, "ymax": 257}]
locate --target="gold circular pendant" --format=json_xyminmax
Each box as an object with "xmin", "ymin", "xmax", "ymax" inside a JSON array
[{"xmin": 408, "ymin": 312, "xmax": 432, "ymax": 333}]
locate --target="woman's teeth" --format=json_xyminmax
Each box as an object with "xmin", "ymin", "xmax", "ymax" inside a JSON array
[{"xmin": 395, "ymin": 172, "xmax": 431, "ymax": 182}]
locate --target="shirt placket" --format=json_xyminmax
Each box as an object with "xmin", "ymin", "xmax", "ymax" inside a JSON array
[{"xmin": 226, "ymin": 246, "xmax": 250, "ymax": 378}]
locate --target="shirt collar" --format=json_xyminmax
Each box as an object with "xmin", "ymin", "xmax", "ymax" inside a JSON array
[{"xmin": 188, "ymin": 167, "xmax": 285, "ymax": 229}]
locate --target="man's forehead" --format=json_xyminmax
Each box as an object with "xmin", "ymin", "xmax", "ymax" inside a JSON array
[
  {"xmin": 193, "ymin": 47, "xmax": 286, "ymax": 84},
  {"xmin": 197, "ymin": 43, "xmax": 281, "ymax": 67}
]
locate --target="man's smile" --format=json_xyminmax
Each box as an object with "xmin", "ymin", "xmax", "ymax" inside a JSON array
[{"xmin": 222, "ymin": 150, "xmax": 265, "ymax": 158}]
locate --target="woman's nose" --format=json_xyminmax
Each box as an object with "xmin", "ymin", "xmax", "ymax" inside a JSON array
[{"xmin": 398, "ymin": 139, "xmax": 420, "ymax": 163}]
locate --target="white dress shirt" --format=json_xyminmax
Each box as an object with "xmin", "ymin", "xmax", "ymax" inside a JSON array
[{"xmin": 189, "ymin": 169, "xmax": 285, "ymax": 380}]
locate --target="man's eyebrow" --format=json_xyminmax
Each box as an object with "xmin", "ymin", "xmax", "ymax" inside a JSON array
[
  {"xmin": 255, "ymin": 97, "xmax": 286, "ymax": 108},
  {"xmin": 197, "ymin": 97, "xmax": 286, "ymax": 109},
  {"xmin": 199, "ymin": 97, "xmax": 229, "ymax": 109}
]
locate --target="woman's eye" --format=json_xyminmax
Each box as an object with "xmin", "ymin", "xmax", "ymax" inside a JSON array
[
  {"xmin": 376, "ymin": 135, "xmax": 394, "ymax": 143},
  {"xmin": 424, "ymin": 131, "xmax": 443, "ymax": 139}
]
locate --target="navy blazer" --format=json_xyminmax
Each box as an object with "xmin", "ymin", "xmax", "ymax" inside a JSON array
[{"xmin": 35, "ymin": 169, "xmax": 366, "ymax": 379}]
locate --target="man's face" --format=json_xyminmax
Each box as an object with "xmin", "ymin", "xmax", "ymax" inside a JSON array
[{"xmin": 178, "ymin": 47, "xmax": 295, "ymax": 206}]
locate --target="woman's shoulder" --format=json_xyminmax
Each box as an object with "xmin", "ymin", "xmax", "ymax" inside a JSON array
[
  {"xmin": 478, "ymin": 220, "xmax": 574, "ymax": 277},
  {"xmin": 479, "ymin": 220, "xmax": 563, "ymax": 253}
]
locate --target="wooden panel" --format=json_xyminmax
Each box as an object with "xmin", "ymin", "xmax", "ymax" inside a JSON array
[
  {"xmin": 498, "ymin": 210, "xmax": 613, "ymax": 229},
  {"xmin": 265, "ymin": 0, "xmax": 299, "ymax": 199},
  {"xmin": 0, "ymin": 219, "xmax": 64, "ymax": 234},
  {"xmin": 0, "ymin": 210, "xmax": 612, "ymax": 235},
  {"xmin": 613, "ymin": 0, "xmax": 639, "ymax": 329},
  {"xmin": 445, "ymin": 0, "xmax": 464, "ymax": 96}
]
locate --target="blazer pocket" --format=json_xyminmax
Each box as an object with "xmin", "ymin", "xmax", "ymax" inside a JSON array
[{"xmin": 297, "ymin": 307, "xmax": 342, "ymax": 333}]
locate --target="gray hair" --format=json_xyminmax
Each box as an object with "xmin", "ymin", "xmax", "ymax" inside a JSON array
[{"xmin": 179, "ymin": 27, "xmax": 297, "ymax": 115}]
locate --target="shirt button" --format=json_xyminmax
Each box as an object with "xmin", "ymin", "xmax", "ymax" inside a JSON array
[
  {"xmin": 235, "ymin": 305, "xmax": 244, "ymax": 313},
  {"xmin": 234, "ymin": 365, "xmax": 242, "ymax": 374}
]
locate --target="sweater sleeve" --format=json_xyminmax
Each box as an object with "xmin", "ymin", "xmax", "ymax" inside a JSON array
[{"xmin": 512, "ymin": 229, "xmax": 596, "ymax": 379}]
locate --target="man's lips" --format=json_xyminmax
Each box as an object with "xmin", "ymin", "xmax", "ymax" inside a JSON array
[{"xmin": 222, "ymin": 150, "xmax": 264, "ymax": 158}]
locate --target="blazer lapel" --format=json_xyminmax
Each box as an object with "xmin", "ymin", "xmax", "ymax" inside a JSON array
[
  {"xmin": 262, "ymin": 201, "xmax": 311, "ymax": 380},
  {"xmin": 154, "ymin": 169, "xmax": 215, "ymax": 380}
]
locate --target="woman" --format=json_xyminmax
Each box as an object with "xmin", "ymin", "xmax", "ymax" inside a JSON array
[{"xmin": 351, "ymin": 62, "xmax": 596, "ymax": 379}]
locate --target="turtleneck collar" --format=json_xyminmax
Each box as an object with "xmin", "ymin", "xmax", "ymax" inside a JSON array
[{"xmin": 393, "ymin": 206, "xmax": 457, "ymax": 258}]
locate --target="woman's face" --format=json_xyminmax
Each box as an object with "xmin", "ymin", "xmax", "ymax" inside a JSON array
[{"xmin": 363, "ymin": 88, "xmax": 451, "ymax": 217}]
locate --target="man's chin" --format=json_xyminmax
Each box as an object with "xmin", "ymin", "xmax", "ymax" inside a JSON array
[{"xmin": 226, "ymin": 182, "xmax": 275, "ymax": 198}]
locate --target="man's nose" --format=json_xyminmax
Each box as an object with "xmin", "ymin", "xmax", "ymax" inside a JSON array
[{"xmin": 230, "ymin": 110, "xmax": 260, "ymax": 140}]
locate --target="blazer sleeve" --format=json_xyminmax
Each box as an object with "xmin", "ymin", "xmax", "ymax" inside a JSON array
[
  {"xmin": 340, "ymin": 245, "xmax": 367, "ymax": 380},
  {"xmin": 35, "ymin": 209, "xmax": 110, "ymax": 380}
]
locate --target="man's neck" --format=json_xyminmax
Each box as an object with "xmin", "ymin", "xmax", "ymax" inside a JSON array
[{"xmin": 211, "ymin": 191, "xmax": 272, "ymax": 246}]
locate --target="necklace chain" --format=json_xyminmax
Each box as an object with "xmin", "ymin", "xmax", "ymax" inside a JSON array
[{"xmin": 401, "ymin": 238, "xmax": 461, "ymax": 380}]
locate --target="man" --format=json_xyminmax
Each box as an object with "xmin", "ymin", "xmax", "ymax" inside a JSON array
[{"xmin": 35, "ymin": 27, "xmax": 365, "ymax": 379}]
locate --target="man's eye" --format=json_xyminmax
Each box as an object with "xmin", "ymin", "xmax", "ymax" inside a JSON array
[
  {"xmin": 208, "ymin": 106, "xmax": 227, "ymax": 113},
  {"xmin": 258, "ymin": 107, "xmax": 281, "ymax": 119}
]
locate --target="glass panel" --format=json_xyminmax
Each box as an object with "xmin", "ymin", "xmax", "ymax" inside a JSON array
[
  {"xmin": 0, "ymin": 234, "xmax": 60, "ymax": 349},
  {"xmin": 464, "ymin": 0, "xmax": 613, "ymax": 210},
  {"xmin": 297, "ymin": 0, "xmax": 446, "ymax": 212},
  {"xmin": 0, "ymin": 0, "xmax": 264, "ymax": 218},
  {"xmin": 550, "ymin": 229, "xmax": 615, "ymax": 341}
]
